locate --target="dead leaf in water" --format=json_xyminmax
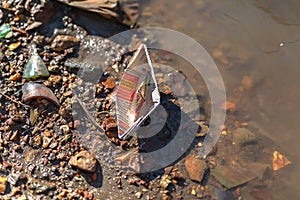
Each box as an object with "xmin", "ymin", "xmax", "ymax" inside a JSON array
[{"xmin": 272, "ymin": 151, "xmax": 291, "ymax": 171}]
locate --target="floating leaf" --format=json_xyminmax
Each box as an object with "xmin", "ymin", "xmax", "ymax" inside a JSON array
[
  {"xmin": 29, "ymin": 108, "xmax": 39, "ymax": 126},
  {"xmin": 23, "ymin": 53, "xmax": 50, "ymax": 80},
  {"xmin": 0, "ymin": 23, "xmax": 11, "ymax": 38},
  {"xmin": 272, "ymin": 151, "xmax": 291, "ymax": 171}
]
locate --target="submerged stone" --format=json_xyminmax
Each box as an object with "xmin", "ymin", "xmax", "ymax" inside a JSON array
[
  {"xmin": 211, "ymin": 163, "xmax": 269, "ymax": 189},
  {"xmin": 23, "ymin": 53, "xmax": 50, "ymax": 80},
  {"xmin": 185, "ymin": 156, "xmax": 207, "ymax": 182}
]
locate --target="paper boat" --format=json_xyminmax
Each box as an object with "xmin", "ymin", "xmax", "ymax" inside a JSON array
[{"xmin": 115, "ymin": 44, "xmax": 160, "ymax": 139}]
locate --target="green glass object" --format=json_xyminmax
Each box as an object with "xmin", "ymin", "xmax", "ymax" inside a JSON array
[
  {"xmin": 23, "ymin": 53, "xmax": 50, "ymax": 80},
  {"xmin": 0, "ymin": 23, "xmax": 11, "ymax": 38}
]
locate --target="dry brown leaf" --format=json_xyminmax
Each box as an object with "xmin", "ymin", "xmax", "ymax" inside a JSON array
[{"xmin": 272, "ymin": 151, "xmax": 291, "ymax": 171}]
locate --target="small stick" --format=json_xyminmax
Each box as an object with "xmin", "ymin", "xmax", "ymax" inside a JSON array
[
  {"xmin": 98, "ymin": 111, "xmax": 110, "ymax": 115},
  {"xmin": 11, "ymin": 26, "xmax": 27, "ymax": 35},
  {"xmin": 0, "ymin": 91, "xmax": 29, "ymax": 108}
]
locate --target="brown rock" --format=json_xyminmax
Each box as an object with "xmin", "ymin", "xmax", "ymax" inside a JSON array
[
  {"xmin": 161, "ymin": 85, "xmax": 172, "ymax": 95},
  {"xmin": 8, "ymin": 73, "xmax": 21, "ymax": 81},
  {"xmin": 185, "ymin": 156, "xmax": 207, "ymax": 182},
  {"xmin": 25, "ymin": 21, "xmax": 43, "ymax": 31},
  {"xmin": 9, "ymin": 130, "xmax": 19, "ymax": 141},
  {"xmin": 272, "ymin": 151, "xmax": 291, "ymax": 171},
  {"xmin": 33, "ymin": 135, "xmax": 41, "ymax": 147},
  {"xmin": 70, "ymin": 150, "xmax": 97, "ymax": 172},
  {"xmin": 104, "ymin": 118, "xmax": 117, "ymax": 131},
  {"xmin": 42, "ymin": 136, "xmax": 52, "ymax": 148},
  {"xmin": 63, "ymin": 90, "xmax": 72, "ymax": 97},
  {"xmin": 233, "ymin": 128, "xmax": 257, "ymax": 146},
  {"xmin": 102, "ymin": 77, "xmax": 116, "ymax": 90},
  {"xmin": 5, "ymin": 118, "xmax": 16, "ymax": 126},
  {"xmin": 73, "ymin": 120, "xmax": 81, "ymax": 129},
  {"xmin": 51, "ymin": 35, "xmax": 79, "ymax": 51}
]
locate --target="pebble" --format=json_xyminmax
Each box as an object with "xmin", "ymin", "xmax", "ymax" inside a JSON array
[
  {"xmin": 70, "ymin": 150, "xmax": 97, "ymax": 172},
  {"xmin": 49, "ymin": 75, "xmax": 62, "ymax": 85},
  {"xmin": 8, "ymin": 41, "xmax": 21, "ymax": 51},
  {"xmin": 135, "ymin": 191, "xmax": 142, "ymax": 199},
  {"xmin": 8, "ymin": 72, "xmax": 21, "ymax": 81},
  {"xmin": 7, "ymin": 172, "xmax": 23, "ymax": 186},
  {"xmin": 48, "ymin": 152, "xmax": 56, "ymax": 161},
  {"xmin": 184, "ymin": 156, "xmax": 207, "ymax": 182},
  {"xmin": 161, "ymin": 177, "xmax": 172, "ymax": 190},
  {"xmin": 10, "ymin": 130, "xmax": 19, "ymax": 140},
  {"xmin": 272, "ymin": 151, "xmax": 291, "ymax": 171},
  {"xmin": 222, "ymin": 101, "xmax": 236, "ymax": 112},
  {"xmin": 33, "ymin": 135, "xmax": 42, "ymax": 147},
  {"xmin": 51, "ymin": 35, "xmax": 79, "ymax": 51},
  {"xmin": 48, "ymin": 65, "xmax": 60, "ymax": 73},
  {"xmin": 250, "ymin": 189, "xmax": 272, "ymax": 200},
  {"xmin": 0, "ymin": 176, "xmax": 7, "ymax": 194},
  {"xmin": 42, "ymin": 136, "xmax": 52, "ymax": 148}
]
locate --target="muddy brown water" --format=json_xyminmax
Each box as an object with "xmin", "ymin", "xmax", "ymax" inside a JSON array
[{"xmin": 139, "ymin": 0, "xmax": 300, "ymax": 199}]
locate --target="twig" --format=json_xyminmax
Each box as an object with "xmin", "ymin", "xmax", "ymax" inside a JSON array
[
  {"xmin": 98, "ymin": 111, "xmax": 110, "ymax": 115},
  {"xmin": 0, "ymin": 91, "xmax": 29, "ymax": 108}
]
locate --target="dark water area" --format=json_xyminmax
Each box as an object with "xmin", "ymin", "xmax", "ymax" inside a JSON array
[{"xmin": 139, "ymin": 0, "xmax": 300, "ymax": 199}]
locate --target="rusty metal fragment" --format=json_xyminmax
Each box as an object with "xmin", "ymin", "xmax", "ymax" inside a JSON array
[{"xmin": 22, "ymin": 82, "xmax": 60, "ymax": 107}]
